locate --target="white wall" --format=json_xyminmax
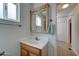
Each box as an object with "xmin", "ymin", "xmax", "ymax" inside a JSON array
[
  {"xmin": 0, "ymin": 3, "xmax": 31, "ymax": 56},
  {"xmin": 57, "ymin": 6, "xmax": 74, "ymax": 42},
  {"xmin": 69, "ymin": 4, "xmax": 79, "ymax": 55},
  {"xmin": 57, "ymin": 17, "xmax": 67, "ymax": 42},
  {"xmin": 48, "ymin": 3, "xmax": 57, "ymax": 56}
]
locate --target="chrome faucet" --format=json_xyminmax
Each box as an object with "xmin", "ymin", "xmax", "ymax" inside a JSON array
[{"xmin": 35, "ymin": 36, "xmax": 40, "ymax": 41}]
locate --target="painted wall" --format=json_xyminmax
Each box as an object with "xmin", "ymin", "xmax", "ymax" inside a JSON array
[
  {"xmin": 0, "ymin": 3, "xmax": 31, "ymax": 56},
  {"xmin": 57, "ymin": 6, "xmax": 74, "ymax": 42},
  {"xmin": 69, "ymin": 4, "xmax": 79, "ymax": 55},
  {"xmin": 48, "ymin": 3, "xmax": 57, "ymax": 56},
  {"xmin": 57, "ymin": 17, "xmax": 67, "ymax": 42}
]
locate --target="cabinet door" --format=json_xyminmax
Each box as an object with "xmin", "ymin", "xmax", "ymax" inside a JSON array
[
  {"xmin": 21, "ymin": 49, "xmax": 28, "ymax": 56},
  {"xmin": 29, "ymin": 52, "xmax": 37, "ymax": 56}
]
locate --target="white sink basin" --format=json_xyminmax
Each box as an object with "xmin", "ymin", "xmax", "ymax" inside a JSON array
[
  {"xmin": 26, "ymin": 39, "xmax": 39, "ymax": 45},
  {"xmin": 20, "ymin": 37, "xmax": 48, "ymax": 49}
]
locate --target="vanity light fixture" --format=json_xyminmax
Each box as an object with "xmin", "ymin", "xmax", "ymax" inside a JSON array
[{"xmin": 62, "ymin": 4, "xmax": 69, "ymax": 9}]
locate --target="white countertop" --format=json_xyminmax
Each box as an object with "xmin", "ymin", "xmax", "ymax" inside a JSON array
[{"xmin": 20, "ymin": 36, "xmax": 48, "ymax": 49}]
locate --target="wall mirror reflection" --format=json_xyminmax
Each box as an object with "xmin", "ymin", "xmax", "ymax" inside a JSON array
[{"xmin": 30, "ymin": 4, "xmax": 49, "ymax": 33}]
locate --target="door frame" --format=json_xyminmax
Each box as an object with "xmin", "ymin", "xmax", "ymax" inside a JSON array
[{"xmin": 67, "ymin": 16, "xmax": 72, "ymax": 48}]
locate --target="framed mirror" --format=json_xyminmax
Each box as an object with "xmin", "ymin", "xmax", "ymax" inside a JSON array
[{"xmin": 30, "ymin": 4, "xmax": 49, "ymax": 33}]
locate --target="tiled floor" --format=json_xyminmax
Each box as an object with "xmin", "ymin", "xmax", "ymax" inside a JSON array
[{"xmin": 57, "ymin": 40, "xmax": 76, "ymax": 56}]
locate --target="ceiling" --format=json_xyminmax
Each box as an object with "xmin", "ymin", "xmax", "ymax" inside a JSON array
[{"xmin": 56, "ymin": 3, "xmax": 77, "ymax": 13}]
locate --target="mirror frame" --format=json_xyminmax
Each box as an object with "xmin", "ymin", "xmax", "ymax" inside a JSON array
[{"xmin": 30, "ymin": 4, "xmax": 49, "ymax": 33}]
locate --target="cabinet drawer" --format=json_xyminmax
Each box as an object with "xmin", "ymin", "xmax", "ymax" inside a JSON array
[{"xmin": 21, "ymin": 43, "xmax": 40, "ymax": 55}]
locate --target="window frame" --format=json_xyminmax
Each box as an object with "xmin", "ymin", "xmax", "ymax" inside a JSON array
[{"xmin": 0, "ymin": 3, "xmax": 20, "ymax": 23}]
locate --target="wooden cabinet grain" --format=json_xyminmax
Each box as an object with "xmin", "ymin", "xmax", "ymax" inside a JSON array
[
  {"xmin": 20, "ymin": 43, "xmax": 48, "ymax": 56},
  {"xmin": 29, "ymin": 52, "xmax": 37, "ymax": 56},
  {"xmin": 21, "ymin": 49, "xmax": 28, "ymax": 56}
]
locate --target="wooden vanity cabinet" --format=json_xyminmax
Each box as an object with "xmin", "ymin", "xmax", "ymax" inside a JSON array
[
  {"xmin": 20, "ymin": 43, "xmax": 48, "ymax": 56},
  {"xmin": 21, "ymin": 48, "xmax": 28, "ymax": 56}
]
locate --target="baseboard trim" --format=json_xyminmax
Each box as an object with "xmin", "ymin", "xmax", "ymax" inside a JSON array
[{"xmin": 72, "ymin": 48, "xmax": 79, "ymax": 56}]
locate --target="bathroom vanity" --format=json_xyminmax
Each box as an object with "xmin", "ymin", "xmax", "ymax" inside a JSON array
[{"xmin": 20, "ymin": 37, "xmax": 48, "ymax": 56}]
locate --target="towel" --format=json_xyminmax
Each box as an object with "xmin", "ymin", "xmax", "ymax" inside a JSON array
[{"xmin": 48, "ymin": 23, "xmax": 54, "ymax": 34}]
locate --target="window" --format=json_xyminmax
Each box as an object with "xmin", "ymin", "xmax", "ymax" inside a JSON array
[
  {"xmin": 36, "ymin": 15, "xmax": 42, "ymax": 27},
  {"xmin": 0, "ymin": 3, "xmax": 3, "ymax": 18},
  {"xmin": 7, "ymin": 3, "xmax": 16, "ymax": 20},
  {"xmin": 0, "ymin": 3, "xmax": 20, "ymax": 23}
]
